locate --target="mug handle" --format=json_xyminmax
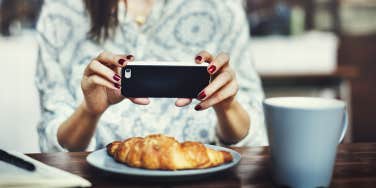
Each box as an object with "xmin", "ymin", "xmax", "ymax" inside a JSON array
[{"xmin": 338, "ymin": 109, "xmax": 348, "ymax": 143}]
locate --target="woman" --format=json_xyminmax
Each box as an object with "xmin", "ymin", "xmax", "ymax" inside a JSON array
[{"xmin": 36, "ymin": 0, "xmax": 267, "ymax": 152}]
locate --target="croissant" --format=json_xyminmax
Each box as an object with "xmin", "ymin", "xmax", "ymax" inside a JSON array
[{"xmin": 106, "ymin": 134, "xmax": 233, "ymax": 170}]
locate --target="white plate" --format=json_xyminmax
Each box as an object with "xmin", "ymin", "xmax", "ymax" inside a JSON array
[{"xmin": 87, "ymin": 145, "xmax": 241, "ymax": 179}]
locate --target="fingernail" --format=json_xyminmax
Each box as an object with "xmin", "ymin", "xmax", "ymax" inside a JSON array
[
  {"xmin": 118, "ymin": 59, "xmax": 126, "ymax": 65},
  {"xmin": 113, "ymin": 74, "xmax": 121, "ymax": 81},
  {"xmin": 208, "ymin": 65, "xmax": 216, "ymax": 74},
  {"xmin": 126, "ymin": 55, "xmax": 134, "ymax": 60},
  {"xmin": 197, "ymin": 91, "xmax": 206, "ymax": 100},
  {"xmin": 195, "ymin": 56, "xmax": 202, "ymax": 62},
  {"xmin": 114, "ymin": 83, "xmax": 121, "ymax": 89},
  {"xmin": 195, "ymin": 105, "xmax": 202, "ymax": 111}
]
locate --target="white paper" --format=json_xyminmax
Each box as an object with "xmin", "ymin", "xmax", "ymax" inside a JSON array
[{"xmin": 0, "ymin": 151, "xmax": 91, "ymax": 188}]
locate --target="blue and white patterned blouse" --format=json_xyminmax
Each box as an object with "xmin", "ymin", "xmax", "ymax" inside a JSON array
[{"xmin": 35, "ymin": 0, "xmax": 267, "ymax": 152}]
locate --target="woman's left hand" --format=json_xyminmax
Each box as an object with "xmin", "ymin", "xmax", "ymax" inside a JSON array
[{"xmin": 175, "ymin": 51, "xmax": 239, "ymax": 111}]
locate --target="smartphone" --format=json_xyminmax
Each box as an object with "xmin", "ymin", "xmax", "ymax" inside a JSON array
[{"xmin": 121, "ymin": 61, "xmax": 211, "ymax": 98}]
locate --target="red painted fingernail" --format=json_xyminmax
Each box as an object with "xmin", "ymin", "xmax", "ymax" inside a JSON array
[
  {"xmin": 118, "ymin": 59, "xmax": 125, "ymax": 65},
  {"xmin": 114, "ymin": 83, "xmax": 121, "ymax": 89},
  {"xmin": 208, "ymin": 65, "xmax": 216, "ymax": 74},
  {"xmin": 126, "ymin": 55, "xmax": 134, "ymax": 60},
  {"xmin": 195, "ymin": 105, "xmax": 202, "ymax": 111},
  {"xmin": 195, "ymin": 56, "xmax": 202, "ymax": 62},
  {"xmin": 197, "ymin": 91, "xmax": 206, "ymax": 100},
  {"xmin": 113, "ymin": 74, "xmax": 121, "ymax": 81}
]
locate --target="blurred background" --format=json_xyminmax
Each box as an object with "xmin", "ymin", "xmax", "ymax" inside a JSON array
[{"xmin": 0, "ymin": 0, "xmax": 375, "ymax": 153}]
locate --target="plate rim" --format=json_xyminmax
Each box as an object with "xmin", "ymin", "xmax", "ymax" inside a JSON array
[{"xmin": 86, "ymin": 144, "xmax": 241, "ymax": 177}]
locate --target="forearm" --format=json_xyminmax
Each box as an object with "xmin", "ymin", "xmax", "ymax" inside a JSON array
[
  {"xmin": 57, "ymin": 102, "xmax": 101, "ymax": 151},
  {"xmin": 214, "ymin": 100, "xmax": 250, "ymax": 145}
]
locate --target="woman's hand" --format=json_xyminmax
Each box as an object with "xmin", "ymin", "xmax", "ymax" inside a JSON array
[
  {"xmin": 81, "ymin": 51, "xmax": 150, "ymax": 116},
  {"xmin": 188, "ymin": 51, "xmax": 250, "ymax": 144},
  {"xmin": 193, "ymin": 51, "xmax": 239, "ymax": 111},
  {"xmin": 174, "ymin": 51, "xmax": 248, "ymax": 144}
]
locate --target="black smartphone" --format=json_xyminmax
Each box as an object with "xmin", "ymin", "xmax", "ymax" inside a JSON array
[{"xmin": 121, "ymin": 61, "xmax": 211, "ymax": 98}]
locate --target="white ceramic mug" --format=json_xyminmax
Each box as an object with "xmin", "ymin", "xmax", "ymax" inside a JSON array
[{"xmin": 264, "ymin": 97, "xmax": 348, "ymax": 188}]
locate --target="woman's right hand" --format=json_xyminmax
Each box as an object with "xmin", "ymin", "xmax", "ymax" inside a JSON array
[{"xmin": 81, "ymin": 51, "xmax": 150, "ymax": 116}]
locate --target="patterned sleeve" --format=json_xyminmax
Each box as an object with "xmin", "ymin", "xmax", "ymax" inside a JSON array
[
  {"xmin": 35, "ymin": 1, "xmax": 96, "ymax": 152},
  {"xmin": 214, "ymin": 0, "xmax": 268, "ymax": 146}
]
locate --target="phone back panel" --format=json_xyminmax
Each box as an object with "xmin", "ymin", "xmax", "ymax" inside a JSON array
[{"xmin": 121, "ymin": 65, "xmax": 210, "ymax": 98}]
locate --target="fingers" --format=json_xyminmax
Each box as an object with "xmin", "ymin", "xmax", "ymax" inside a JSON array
[
  {"xmin": 207, "ymin": 52, "xmax": 230, "ymax": 75},
  {"xmin": 197, "ymin": 70, "xmax": 234, "ymax": 101},
  {"xmin": 195, "ymin": 51, "xmax": 230, "ymax": 75},
  {"xmin": 193, "ymin": 51, "xmax": 236, "ymax": 111},
  {"xmin": 96, "ymin": 51, "xmax": 134, "ymax": 67},
  {"xmin": 129, "ymin": 98, "xmax": 150, "ymax": 105},
  {"xmin": 86, "ymin": 75, "xmax": 120, "ymax": 90},
  {"xmin": 175, "ymin": 98, "xmax": 193, "ymax": 107},
  {"xmin": 195, "ymin": 81, "xmax": 238, "ymax": 111},
  {"xmin": 195, "ymin": 50, "xmax": 213, "ymax": 64},
  {"xmin": 85, "ymin": 51, "xmax": 134, "ymax": 77},
  {"xmin": 85, "ymin": 60, "xmax": 121, "ymax": 83}
]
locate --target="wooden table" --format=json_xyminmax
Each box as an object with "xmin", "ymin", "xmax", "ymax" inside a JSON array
[{"xmin": 28, "ymin": 143, "xmax": 376, "ymax": 188}]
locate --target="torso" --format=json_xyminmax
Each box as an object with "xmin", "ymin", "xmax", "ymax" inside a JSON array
[{"xmin": 39, "ymin": 0, "xmax": 249, "ymax": 149}]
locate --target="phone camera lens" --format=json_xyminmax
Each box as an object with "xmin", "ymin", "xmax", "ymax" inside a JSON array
[{"xmin": 124, "ymin": 69, "xmax": 132, "ymax": 79}]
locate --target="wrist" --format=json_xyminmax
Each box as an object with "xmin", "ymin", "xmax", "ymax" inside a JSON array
[
  {"xmin": 214, "ymin": 98, "xmax": 250, "ymax": 144},
  {"xmin": 80, "ymin": 101, "xmax": 103, "ymax": 119},
  {"xmin": 213, "ymin": 97, "xmax": 237, "ymax": 113}
]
